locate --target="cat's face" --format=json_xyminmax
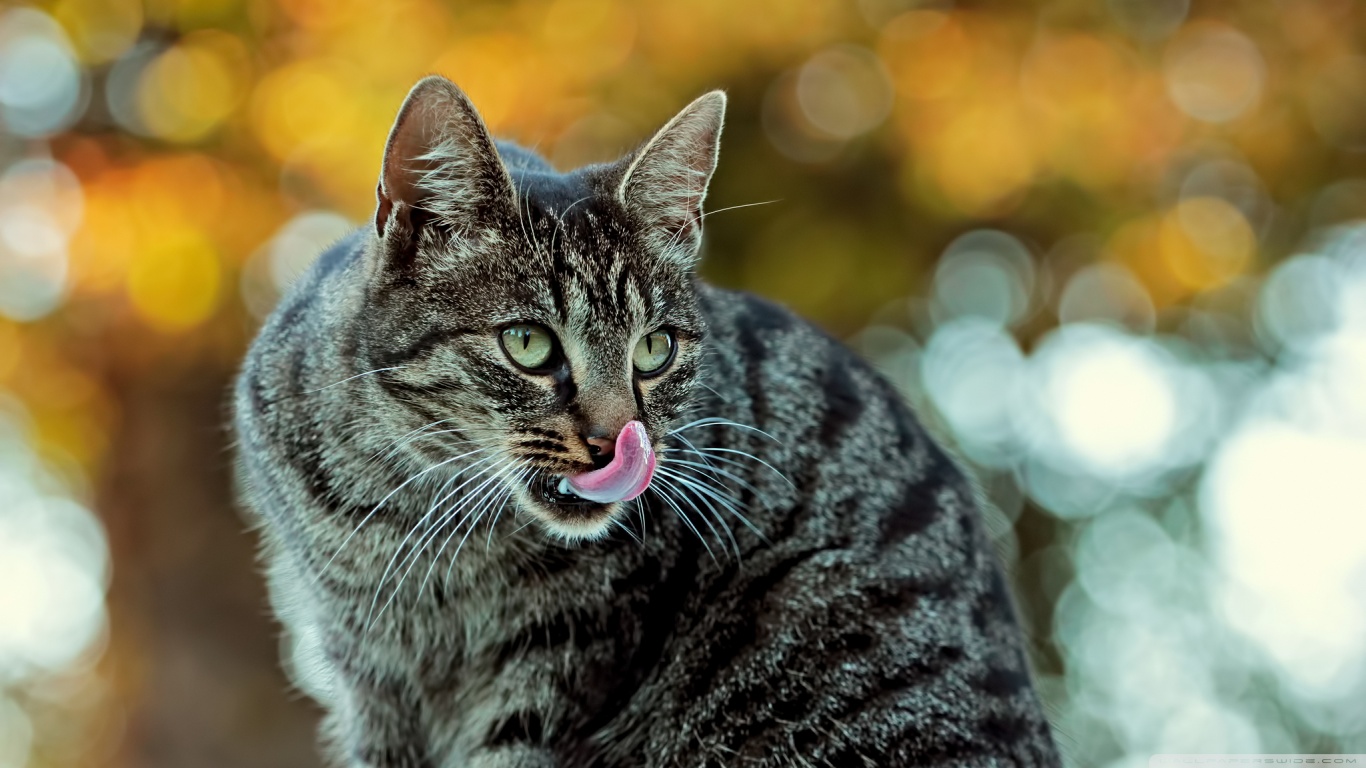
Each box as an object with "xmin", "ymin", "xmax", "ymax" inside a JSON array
[{"xmin": 357, "ymin": 77, "xmax": 724, "ymax": 538}]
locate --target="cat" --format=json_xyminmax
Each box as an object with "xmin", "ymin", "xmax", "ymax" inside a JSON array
[{"xmin": 232, "ymin": 75, "xmax": 1061, "ymax": 768}]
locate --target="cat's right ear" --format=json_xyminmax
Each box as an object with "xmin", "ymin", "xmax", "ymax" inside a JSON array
[{"xmin": 375, "ymin": 76, "xmax": 515, "ymax": 251}]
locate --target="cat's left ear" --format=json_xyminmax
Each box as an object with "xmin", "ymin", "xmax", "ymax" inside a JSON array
[{"xmin": 617, "ymin": 90, "xmax": 726, "ymax": 266}]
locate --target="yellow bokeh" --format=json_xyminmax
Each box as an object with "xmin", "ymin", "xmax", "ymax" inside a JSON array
[
  {"xmin": 171, "ymin": 0, "xmax": 240, "ymax": 29},
  {"xmin": 68, "ymin": 184, "xmax": 139, "ymax": 295},
  {"xmin": 1023, "ymin": 34, "xmax": 1134, "ymax": 118},
  {"xmin": 0, "ymin": 322, "xmax": 20, "ymax": 382},
  {"xmin": 249, "ymin": 59, "xmax": 359, "ymax": 162},
  {"xmin": 431, "ymin": 34, "xmax": 534, "ymax": 131},
  {"xmin": 1160, "ymin": 197, "xmax": 1257, "ymax": 290},
  {"xmin": 878, "ymin": 11, "xmax": 973, "ymax": 101},
  {"xmin": 129, "ymin": 153, "xmax": 228, "ymax": 235},
  {"xmin": 52, "ymin": 0, "xmax": 142, "ymax": 64},
  {"xmin": 1109, "ymin": 214, "xmax": 1181, "ymax": 307},
  {"xmin": 920, "ymin": 101, "xmax": 1038, "ymax": 217},
  {"xmin": 137, "ymin": 31, "xmax": 250, "ymax": 143},
  {"xmin": 125, "ymin": 230, "xmax": 222, "ymax": 334},
  {"xmin": 539, "ymin": 0, "xmax": 637, "ymax": 83}
]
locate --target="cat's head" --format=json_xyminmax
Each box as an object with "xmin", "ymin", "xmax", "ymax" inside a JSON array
[{"xmin": 356, "ymin": 76, "xmax": 724, "ymax": 539}]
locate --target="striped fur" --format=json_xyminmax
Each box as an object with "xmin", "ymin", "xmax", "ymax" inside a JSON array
[{"xmin": 232, "ymin": 76, "xmax": 1060, "ymax": 768}]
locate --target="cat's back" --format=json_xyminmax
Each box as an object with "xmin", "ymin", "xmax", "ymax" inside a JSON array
[{"xmin": 623, "ymin": 283, "xmax": 1059, "ymax": 766}]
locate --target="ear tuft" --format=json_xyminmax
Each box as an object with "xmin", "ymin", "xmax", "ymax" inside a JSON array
[
  {"xmin": 617, "ymin": 90, "xmax": 726, "ymax": 265},
  {"xmin": 376, "ymin": 76, "xmax": 514, "ymax": 243}
]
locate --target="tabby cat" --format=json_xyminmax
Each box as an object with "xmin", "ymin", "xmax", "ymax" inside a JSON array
[{"xmin": 233, "ymin": 75, "xmax": 1060, "ymax": 767}]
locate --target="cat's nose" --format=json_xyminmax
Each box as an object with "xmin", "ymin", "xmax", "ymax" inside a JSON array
[
  {"xmin": 584, "ymin": 423, "xmax": 617, "ymax": 467},
  {"xmin": 585, "ymin": 430, "xmax": 616, "ymax": 468}
]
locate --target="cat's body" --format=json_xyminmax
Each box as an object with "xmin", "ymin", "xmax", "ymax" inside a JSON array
[{"xmin": 233, "ymin": 77, "xmax": 1059, "ymax": 767}]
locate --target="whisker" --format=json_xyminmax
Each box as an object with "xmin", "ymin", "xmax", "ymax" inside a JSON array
[
  {"xmin": 666, "ymin": 416, "xmax": 782, "ymax": 444},
  {"xmin": 661, "ymin": 457, "xmax": 764, "ymax": 498},
  {"xmin": 437, "ymin": 465, "xmax": 529, "ymax": 586},
  {"xmin": 655, "ymin": 466, "xmax": 738, "ymax": 557},
  {"xmin": 320, "ymin": 445, "xmax": 491, "ymax": 575},
  {"xmin": 363, "ymin": 453, "xmax": 506, "ymax": 628},
  {"xmin": 368, "ymin": 420, "xmax": 497, "ymax": 464},
  {"xmin": 663, "ymin": 446, "xmax": 774, "ymax": 481},
  {"xmin": 633, "ymin": 496, "xmax": 647, "ymax": 538},
  {"xmin": 370, "ymin": 459, "xmax": 515, "ymax": 629},
  {"xmin": 648, "ymin": 478, "xmax": 717, "ymax": 563},
  {"xmin": 658, "ymin": 465, "xmax": 768, "ymax": 545},
  {"xmin": 418, "ymin": 463, "xmax": 523, "ymax": 595},
  {"xmin": 367, "ymin": 417, "xmax": 458, "ymax": 463},
  {"xmin": 484, "ymin": 488, "xmax": 517, "ymax": 552},
  {"xmin": 613, "ymin": 517, "xmax": 643, "ymax": 545},
  {"xmin": 296, "ymin": 366, "xmax": 407, "ymax": 396},
  {"xmin": 373, "ymin": 431, "xmax": 502, "ymax": 469},
  {"xmin": 676, "ymin": 445, "xmax": 793, "ymax": 488},
  {"xmin": 659, "ymin": 198, "xmax": 780, "ymax": 254},
  {"xmin": 699, "ymin": 198, "xmax": 781, "ymax": 221}
]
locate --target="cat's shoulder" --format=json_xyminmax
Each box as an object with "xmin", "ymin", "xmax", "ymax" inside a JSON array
[{"xmin": 695, "ymin": 283, "xmax": 865, "ymax": 368}]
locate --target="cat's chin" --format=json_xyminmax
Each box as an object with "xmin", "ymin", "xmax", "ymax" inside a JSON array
[{"xmin": 521, "ymin": 477, "xmax": 619, "ymax": 541}]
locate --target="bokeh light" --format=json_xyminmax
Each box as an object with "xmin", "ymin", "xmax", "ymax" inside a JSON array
[
  {"xmin": 4, "ymin": 1, "xmax": 1366, "ymax": 765},
  {"xmin": 0, "ymin": 8, "xmax": 85, "ymax": 138}
]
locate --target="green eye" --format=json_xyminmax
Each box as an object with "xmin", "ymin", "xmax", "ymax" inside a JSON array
[
  {"xmin": 500, "ymin": 324, "xmax": 556, "ymax": 371},
  {"xmin": 633, "ymin": 329, "xmax": 675, "ymax": 375}
]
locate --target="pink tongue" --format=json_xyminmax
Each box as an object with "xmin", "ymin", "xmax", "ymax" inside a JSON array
[{"xmin": 565, "ymin": 420, "xmax": 656, "ymax": 504}]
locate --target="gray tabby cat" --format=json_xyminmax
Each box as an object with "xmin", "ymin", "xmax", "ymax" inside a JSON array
[{"xmin": 233, "ymin": 75, "xmax": 1060, "ymax": 768}]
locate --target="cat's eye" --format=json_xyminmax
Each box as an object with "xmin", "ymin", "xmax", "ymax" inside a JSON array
[
  {"xmin": 633, "ymin": 329, "xmax": 676, "ymax": 375},
  {"xmin": 500, "ymin": 324, "xmax": 557, "ymax": 372}
]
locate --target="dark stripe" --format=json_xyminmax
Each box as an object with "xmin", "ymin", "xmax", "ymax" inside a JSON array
[
  {"xmin": 549, "ymin": 248, "xmax": 570, "ymax": 322},
  {"xmin": 553, "ymin": 369, "xmax": 578, "ymax": 410},
  {"xmin": 817, "ymin": 351, "xmax": 865, "ymax": 446},
  {"xmin": 614, "ymin": 264, "xmax": 630, "ymax": 311},
  {"xmin": 488, "ymin": 711, "xmax": 545, "ymax": 747},
  {"xmin": 375, "ymin": 328, "xmax": 478, "ymax": 368},
  {"xmin": 272, "ymin": 290, "xmax": 314, "ymax": 340},
  {"xmin": 378, "ymin": 377, "xmax": 436, "ymax": 398},
  {"xmin": 874, "ymin": 375, "xmax": 921, "ymax": 455},
  {"xmin": 280, "ymin": 406, "xmax": 337, "ymax": 505},
  {"xmin": 494, "ymin": 606, "xmax": 606, "ymax": 668},
  {"xmin": 518, "ymin": 439, "xmax": 565, "ymax": 453},
  {"xmin": 980, "ymin": 665, "xmax": 1031, "ymax": 697},
  {"xmin": 877, "ymin": 450, "xmax": 952, "ymax": 548},
  {"xmin": 571, "ymin": 526, "xmax": 701, "ymax": 751},
  {"xmin": 980, "ymin": 711, "xmax": 1039, "ymax": 750},
  {"xmin": 681, "ymin": 547, "xmax": 822, "ymax": 701},
  {"xmin": 973, "ymin": 566, "xmax": 1018, "ymax": 634},
  {"xmin": 520, "ymin": 451, "xmax": 577, "ymax": 467}
]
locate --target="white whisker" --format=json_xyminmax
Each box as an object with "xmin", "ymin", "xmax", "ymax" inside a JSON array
[
  {"xmin": 321, "ymin": 445, "xmax": 491, "ymax": 575},
  {"xmin": 297, "ymin": 366, "xmax": 407, "ymax": 395},
  {"xmin": 364, "ymin": 452, "xmax": 507, "ymax": 628},
  {"xmin": 679, "ymin": 445, "xmax": 793, "ymax": 487},
  {"xmin": 667, "ymin": 416, "xmax": 781, "ymax": 444},
  {"xmin": 649, "ymin": 478, "xmax": 717, "ymax": 563},
  {"xmin": 656, "ymin": 466, "xmax": 738, "ymax": 557},
  {"xmin": 658, "ymin": 465, "xmax": 768, "ymax": 545}
]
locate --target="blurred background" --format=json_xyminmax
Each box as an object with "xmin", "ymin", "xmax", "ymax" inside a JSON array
[{"xmin": 1, "ymin": 0, "xmax": 1365, "ymax": 765}]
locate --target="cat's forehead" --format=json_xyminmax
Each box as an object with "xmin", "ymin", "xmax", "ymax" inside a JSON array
[{"xmin": 489, "ymin": 171, "xmax": 689, "ymax": 332}]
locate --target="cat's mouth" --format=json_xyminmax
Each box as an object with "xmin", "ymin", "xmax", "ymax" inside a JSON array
[{"xmin": 527, "ymin": 421, "xmax": 657, "ymax": 535}]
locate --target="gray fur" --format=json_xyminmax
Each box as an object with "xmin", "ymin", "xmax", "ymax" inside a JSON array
[{"xmin": 233, "ymin": 76, "xmax": 1060, "ymax": 767}]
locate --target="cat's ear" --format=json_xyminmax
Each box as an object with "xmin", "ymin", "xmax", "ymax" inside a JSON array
[
  {"xmin": 375, "ymin": 76, "xmax": 515, "ymax": 246},
  {"xmin": 617, "ymin": 90, "xmax": 726, "ymax": 266}
]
